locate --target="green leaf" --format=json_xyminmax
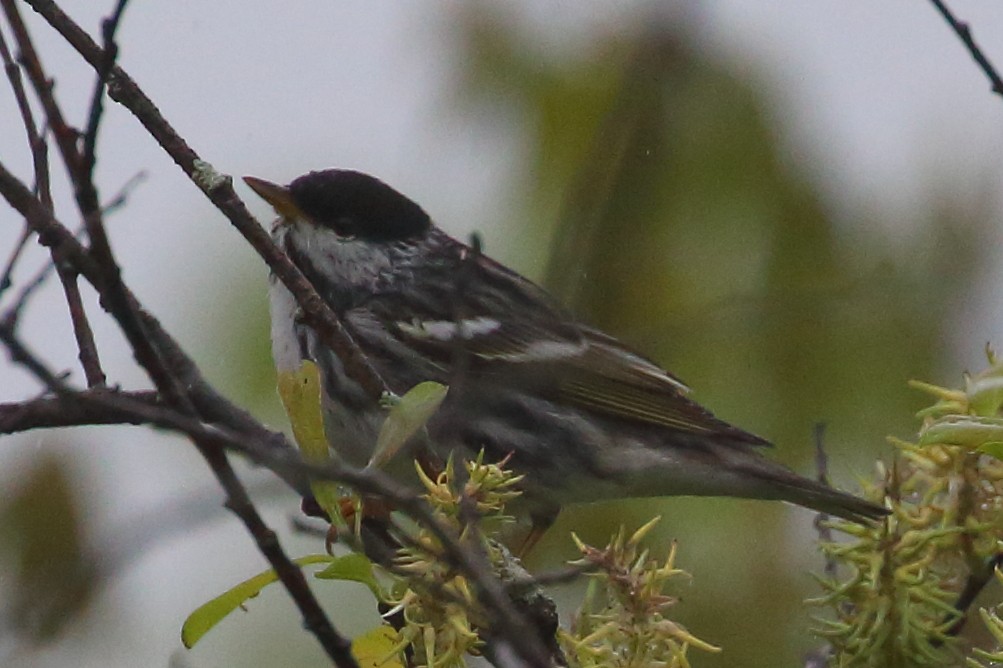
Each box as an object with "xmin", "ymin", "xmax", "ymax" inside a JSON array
[
  {"xmin": 368, "ymin": 381, "xmax": 448, "ymax": 469},
  {"xmin": 919, "ymin": 415, "xmax": 1003, "ymax": 450},
  {"xmin": 967, "ymin": 365, "xmax": 1003, "ymax": 417},
  {"xmin": 977, "ymin": 441, "xmax": 1003, "ymax": 461},
  {"xmin": 314, "ymin": 553, "xmax": 381, "ymax": 597},
  {"xmin": 276, "ymin": 361, "xmax": 341, "ymax": 521},
  {"xmin": 352, "ymin": 625, "xmax": 404, "ymax": 667},
  {"xmin": 181, "ymin": 554, "xmax": 333, "ymax": 648}
]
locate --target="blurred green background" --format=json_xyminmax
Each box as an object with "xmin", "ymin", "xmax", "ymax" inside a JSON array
[{"xmin": 2, "ymin": 3, "xmax": 1000, "ymax": 667}]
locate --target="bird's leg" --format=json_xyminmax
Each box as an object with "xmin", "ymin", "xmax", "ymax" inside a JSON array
[
  {"xmin": 517, "ymin": 509, "xmax": 559, "ymax": 559},
  {"xmin": 317, "ymin": 495, "xmax": 395, "ymax": 554}
]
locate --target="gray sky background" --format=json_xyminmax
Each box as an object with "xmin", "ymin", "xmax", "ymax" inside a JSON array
[{"xmin": 1, "ymin": 2, "xmax": 1002, "ymax": 666}]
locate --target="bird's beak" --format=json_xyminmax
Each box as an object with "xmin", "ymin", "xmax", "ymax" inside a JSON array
[{"xmin": 243, "ymin": 176, "xmax": 302, "ymax": 220}]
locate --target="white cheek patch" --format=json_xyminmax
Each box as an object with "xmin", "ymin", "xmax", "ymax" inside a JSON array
[
  {"xmin": 291, "ymin": 223, "xmax": 392, "ymax": 285},
  {"xmin": 398, "ymin": 316, "xmax": 502, "ymax": 342}
]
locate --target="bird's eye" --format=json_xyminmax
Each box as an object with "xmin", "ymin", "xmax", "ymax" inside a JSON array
[{"xmin": 329, "ymin": 216, "xmax": 357, "ymax": 239}]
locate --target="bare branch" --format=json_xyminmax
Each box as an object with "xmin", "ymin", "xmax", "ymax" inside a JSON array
[
  {"xmin": 928, "ymin": 0, "xmax": 1003, "ymax": 98},
  {"xmin": 81, "ymin": 0, "xmax": 129, "ymax": 181},
  {"xmin": 1, "ymin": 309, "xmax": 554, "ymax": 666},
  {"xmin": 0, "ymin": 26, "xmax": 50, "ymax": 207},
  {"xmin": 0, "ymin": 227, "xmax": 33, "ymax": 297},
  {"xmin": 1, "ymin": 238, "xmax": 56, "ymax": 327},
  {"xmin": 54, "ymin": 261, "xmax": 105, "ymax": 386},
  {"xmin": 0, "ymin": 389, "xmax": 159, "ymax": 433},
  {"xmin": 812, "ymin": 423, "xmax": 836, "ymax": 579},
  {"xmin": 0, "ymin": 143, "xmax": 357, "ymax": 665},
  {"xmin": 943, "ymin": 553, "xmax": 1003, "ymax": 638},
  {"xmin": 0, "ymin": 222, "xmax": 81, "ymax": 328},
  {"xmin": 0, "ymin": 319, "xmax": 359, "ymax": 668},
  {"xmin": 1, "ymin": 5, "xmax": 565, "ymax": 666},
  {"xmin": 0, "ymin": 0, "xmax": 80, "ymax": 179},
  {"xmin": 101, "ymin": 170, "xmax": 146, "ymax": 215},
  {"xmin": 22, "ymin": 0, "xmax": 390, "ymax": 402}
]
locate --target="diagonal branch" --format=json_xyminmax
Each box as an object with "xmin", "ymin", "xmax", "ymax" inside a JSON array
[
  {"xmin": 3, "ymin": 4, "xmax": 559, "ymax": 666},
  {"xmin": 928, "ymin": 0, "xmax": 1003, "ymax": 98},
  {"xmin": 53, "ymin": 260, "xmax": 106, "ymax": 386},
  {"xmin": 0, "ymin": 158, "xmax": 282, "ymax": 455},
  {"xmin": 80, "ymin": 0, "xmax": 129, "ymax": 181},
  {"xmin": 0, "ymin": 317, "xmax": 359, "ymax": 668},
  {"xmin": 0, "ymin": 26, "xmax": 50, "ymax": 208},
  {"xmin": 0, "ymin": 0, "xmax": 79, "ymax": 179},
  {"xmin": 0, "ymin": 149, "xmax": 356, "ymax": 665},
  {"xmin": 0, "ymin": 316, "xmax": 553, "ymax": 666},
  {"xmin": 22, "ymin": 0, "xmax": 390, "ymax": 403}
]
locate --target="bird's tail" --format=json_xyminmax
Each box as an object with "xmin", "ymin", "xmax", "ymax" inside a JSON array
[{"xmin": 754, "ymin": 464, "xmax": 888, "ymax": 523}]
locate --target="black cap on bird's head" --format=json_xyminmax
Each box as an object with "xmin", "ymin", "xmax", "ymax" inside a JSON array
[{"xmin": 244, "ymin": 169, "xmax": 431, "ymax": 242}]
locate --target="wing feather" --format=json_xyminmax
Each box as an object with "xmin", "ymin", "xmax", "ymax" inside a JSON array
[{"xmin": 352, "ymin": 244, "xmax": 768, "ymax": 447}]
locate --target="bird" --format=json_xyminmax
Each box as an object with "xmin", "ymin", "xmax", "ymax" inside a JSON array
[{"xmin": 244, "ymin": 168, "xmax": 886, "ymax": 534}]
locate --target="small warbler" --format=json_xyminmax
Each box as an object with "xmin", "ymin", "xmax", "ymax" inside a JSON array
[{"xmin": 246, "ymin": 169, "xmax": 886, "ymax": 532}]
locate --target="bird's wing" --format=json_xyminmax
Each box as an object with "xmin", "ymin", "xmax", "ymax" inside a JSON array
[
  {"xmin": 353, "ymin": 251, "xmax": 588, "ymax": 364},
  {"xmin": 353, "ymin": 250, "xmax": 768, "ymax": 446},
  {"xmin": 556, "ymin": 331, "xmax": 768, "ymax": 445}
]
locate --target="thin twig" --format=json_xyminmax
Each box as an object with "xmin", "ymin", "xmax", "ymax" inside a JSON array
[
  {"xmin": 0, "ymin": 315, "xmax": 549, "ymax": 666},
  {"xmin": 812, "ymin": 423, "xmax": 836, "ymax": 580},
  {"xmin": 1, "ymin": 241, "xmax": 57, "ymax": 328},
  {"xmin": 101, "ymin": 170, "xmax": 146, "ymax": 216},
  {"xmin": 0, "ymin": 320, "xmax": 359, "ymax": 668},
  {"xmin": 805, "ymin": 425, "xmax": 839, "ymax": 666},
  {"xmin": 1, "ymin": 222, "xmax": 81, "ymax": 328},
  {"xmin": 3, "ymin": 0, "xmax": 111, "ymax": 387},
  {"xmin": 449, "ymin": 231, "xmax": 482, "ymax": 391},
  {"xmin": 0, "ymin": 227, "xmax": 32, "ymax": 296},
  {"xmin": 928, "ymin": 0, "xmax": 1003, "ymax": 98},
  {"xmin": 1, "ymin": 321, "xmax": 553, "ymax": 666},
  {"xmin": 0, "ymin": 78, "xmax": 356, "ymax": 663},
  {"xmin": 0, "ymin": 155, "xmax": 548, "ymax": 668},
  {"xmin": 5, "ymin": 5, "xmax": 559, "ymax": 665},
  {"xmin": 0, "ymin": 26, "xmax": 50, "ymax": 208},
  {"xmin": 1, "ymin": 169, "xmax": 149, "ymax": 302},
  {"xmin": 54, "ymin": 260, "xmax": 105, "ymax": 386},
  {"xmin": 81, "ymin": 0, "xmax": 128, "ymax": 180},
  {"xmin": 943, "ymin": 553, "xmax": 1003, "ymax": 638},
  {"xmin": 0, "ymin": 23, "xmax": 48, "ymax": 302},
  {"xmin": 23, "ymin": 0, "xmax": 390, "ymax": 403},
  {"xmin": 0, "ymin": 0, "xmax": 81, "ymax": 179}
]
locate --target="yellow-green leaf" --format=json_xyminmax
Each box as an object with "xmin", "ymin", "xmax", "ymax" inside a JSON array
[
  {"xmin": 918, "ymin": 415, "xmax": 1003, "ymax": 450},
  {"xmin": 276, "ymin": 361, "xmax": 341, "ymax": 519},
  {"xmin": 352, "ymin": 625, "xmax": 404, "ymax": 668},
  {"xmin": 967, "ymin": 368, "xmax": 1003, "ymax": 417},
  {"xmin": 977, "ymin": 441, "xmax": 1003, "ymax": 461},
  {"xmin": 181, "ymin": 554, "xmax": 333, "ymax": 648},
  {"xmin": 314, "ymin": 553, "xmax": 380, "ymax": 597},
  {"xmin": 368, "ymin": 381, "xmax": 448, "ymax": 469},
  {"xmin": 277, "ymin": 361, "xmax": 328, "ymax": 461}
]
